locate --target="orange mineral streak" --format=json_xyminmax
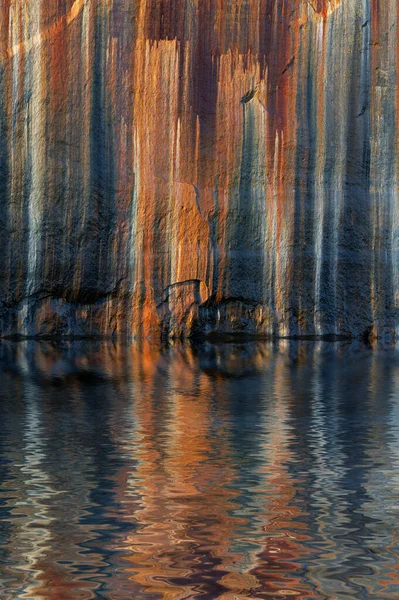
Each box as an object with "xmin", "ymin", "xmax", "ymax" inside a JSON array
[{"xmin": 132, "ymin": 38, "xmax": 210, "ymax": 293}]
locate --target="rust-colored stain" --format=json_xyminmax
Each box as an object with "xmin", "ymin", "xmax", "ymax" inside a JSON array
[{"xmin": 0, "ymin": 0, "xmax": 397, "ymax": 339}]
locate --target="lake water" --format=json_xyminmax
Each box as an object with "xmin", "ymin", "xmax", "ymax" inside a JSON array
[{"xmin": 0, "ymin": 340, "xmax": 398, "ymax": 599}]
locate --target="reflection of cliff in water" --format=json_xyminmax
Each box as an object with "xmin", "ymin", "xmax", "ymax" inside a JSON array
[
  {"xmin": 0, "ymin": 338, "xmax": 384, "ymax": 381},
  {"xmin": 0, "ymin": 341, "xmax": 399, "ymax": 599}
]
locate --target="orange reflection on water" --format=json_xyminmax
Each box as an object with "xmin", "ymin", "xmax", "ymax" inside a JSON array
[
  {"xmin": 104, "ymin": 344, "xmax": 321, "ymax": 599},
  {"xmin": 121, "ymin": 347, "xmax": 244, "ymax": 598}
]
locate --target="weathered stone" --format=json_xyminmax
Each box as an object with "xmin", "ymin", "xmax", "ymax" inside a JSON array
[
  {"xmin": 0, "ymin": 1, "xmax": 397, "ymax": 340},
  {"xmin": 158, "ymin": 280, "xmax": 210, "ymax": 339}
]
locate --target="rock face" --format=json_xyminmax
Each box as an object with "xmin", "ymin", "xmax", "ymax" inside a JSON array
[{"xmin": 0, "ymin": 0, "xmax": 398, "ymax": 339}]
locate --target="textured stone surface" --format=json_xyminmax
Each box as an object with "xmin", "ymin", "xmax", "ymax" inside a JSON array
[{"xmin": 0, "ymin": 0, "xmax": 398, "ymax": 339}]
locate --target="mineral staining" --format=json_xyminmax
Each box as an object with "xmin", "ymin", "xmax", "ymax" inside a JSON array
[{"xmin": 0, "ymin": 0, "xmax": 397, "ymax": 340}]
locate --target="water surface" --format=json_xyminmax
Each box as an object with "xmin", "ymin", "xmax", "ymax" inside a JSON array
[{"xmin": 0, "ymin": 340, "xmax": 398, "ymax": 599}]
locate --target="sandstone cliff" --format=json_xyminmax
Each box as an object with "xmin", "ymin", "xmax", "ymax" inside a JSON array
[{"xmin": 0, "ymin": 0, "xmax": 397, "ymax": 339}]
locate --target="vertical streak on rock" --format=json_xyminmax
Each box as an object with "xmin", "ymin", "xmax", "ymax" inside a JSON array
[
  {"xmin": 85, "ymin": 0, "xmax": 113, "ymax": 301},
  {"xmin": 395, "ymin": 0, "xmax": 399, "ymax": 337},
  {"xmin": 314, "ymin": 16, "xmax": 327, "ymax": 335},
  {"xmin": 311, "ymin": 3, "xmax": 349, "ymax": 336},
  {"xmin": 131, "ymin": 124, "xmax": 140, "ymax": 288},
  {"xmin": 221, "ymin": 54, "xmax": 267, "ymax": 304},
  {"xmin": 26, "ymin": 2, "xmax": 44, "ymax": 304},
  {"xmin": 132, "ymin": 38, "xmax": 180, "ymax": 293},
  {"xmin": 133, "ymin": 36, "xmax": 209, "ymax": 295},
  {"xmin": 324, "ymin": 2, "xmax": 352, "ymax": 335},
  {"xmin": 167, "ymin": 74, "xmax": 182, "ymax": 286},
  {"xmin": 0, "ymin": 2, "xmax": 11, "ymax": 307},
  {"xmin": 45, "ymin": 3, "xmax": 64, "ymax": 299},
  {"xmin": 292, "ymin": 6, "xmax": 311, "ymax": 336},
  {"xmin": 70, "ymin": 0, "xmax": 93, "ymax": 302},
  {"xmin": 317, "ymin": 6, "xmax": 346, "ymax": 335},
  {"xmin": 370, "ymin": 0, "xmax": 398, "ymax": 336},
  {"xmin": 110, "ymin": 0, "xmax": 136, "ymax": 329},
  {"xmin": 270, "ymin": 1, "xmax": 303, "ymax": 336},
  {"xmin": 8, "ymin": 2, "xmax": 26, "ymax": 312},
  {"xmin": 272, "ymin": 7, "xmax": 300, "ymax": 338},
  {"xmin": 338, "ymin": 0, "xmax": 371, "ymax": 335},
  {"xmin": 306, "ymin": 0, "xmax": 371, "ymax": 336}
]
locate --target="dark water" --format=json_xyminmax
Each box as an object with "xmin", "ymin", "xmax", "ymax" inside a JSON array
[{"xmin": 0, "ymin": 341, "xmax": 399, "ymax": 599}]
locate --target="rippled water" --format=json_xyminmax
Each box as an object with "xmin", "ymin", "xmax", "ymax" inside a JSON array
[{"xmin": 0, "ymin": 340, "xmax": 399, "ymax": 599}]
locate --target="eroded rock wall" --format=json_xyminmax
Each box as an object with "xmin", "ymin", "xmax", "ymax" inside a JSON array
[{"xmin": 0, "ymin": 0, "xmax": 398, "ymax": 339}]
